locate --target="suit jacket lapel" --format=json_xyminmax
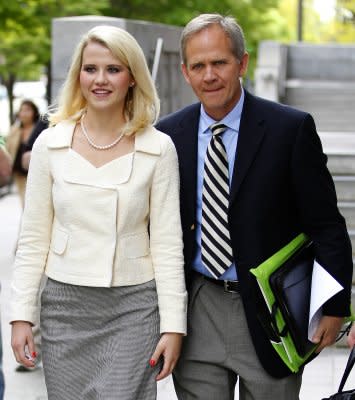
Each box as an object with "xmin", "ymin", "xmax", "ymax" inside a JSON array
[
  {"xmin": 230, "ymin": 91, "xmax": 266, "ymax": 204},
  {"xmin": 169, "ymin": 104, "xmax": 200, "ymax": 222}
]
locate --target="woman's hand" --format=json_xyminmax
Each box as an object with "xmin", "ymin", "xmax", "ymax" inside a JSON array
[
  {"xmin": 11, "ymin": 321, "xmax": 37, "ymax": 369},
  {"xmin": 149, "ymin": 332, "xmax": 183, "ymax": 381}
]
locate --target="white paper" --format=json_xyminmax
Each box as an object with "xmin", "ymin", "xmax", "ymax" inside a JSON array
[{"xmin": 308, "ymin": 260, "xmax": 343, "ymax": 340}]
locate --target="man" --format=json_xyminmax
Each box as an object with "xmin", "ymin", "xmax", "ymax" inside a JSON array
[{"xmin": 156, "ymin": 13, "xmax": 353, "ymax": 399}]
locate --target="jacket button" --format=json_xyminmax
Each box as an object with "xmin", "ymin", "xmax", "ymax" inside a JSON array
[{"xmin": 190, "ymin": 224, "xmax": 195, "ymax": 230}]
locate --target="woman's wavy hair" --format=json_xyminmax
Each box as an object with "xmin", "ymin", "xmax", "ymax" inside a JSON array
[{"xmin": 49, "ymin": 25, "xmax": 160, "ymax": 135}]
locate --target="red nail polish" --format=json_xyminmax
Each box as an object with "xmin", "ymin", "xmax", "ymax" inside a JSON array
[
  {"xmin": 149, "ymin": 359, "xmax": 156, "ymax": 367},
  {"xmin": 32, "ymin": 352, "xmax": 37, "ymax": 358}
]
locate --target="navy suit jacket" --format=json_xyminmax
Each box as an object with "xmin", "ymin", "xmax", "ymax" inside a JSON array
[{"xmin": 156, "ymin": 90, "xmax": 353, "ymax": 378}]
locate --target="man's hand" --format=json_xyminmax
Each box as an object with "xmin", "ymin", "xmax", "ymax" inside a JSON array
[{"xmin": 312, "ymin": 315, "xmax": 344, "ymax": 353}]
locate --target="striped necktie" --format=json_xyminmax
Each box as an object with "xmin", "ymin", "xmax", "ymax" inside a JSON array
[{"xmin": 201, "ymin": 123, "xmax": 233, "ymax": 278}]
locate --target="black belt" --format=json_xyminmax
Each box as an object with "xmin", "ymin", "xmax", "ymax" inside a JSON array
[{"xmin": 202, "ymin": 275, "xmax": 240, "ymax": 293}]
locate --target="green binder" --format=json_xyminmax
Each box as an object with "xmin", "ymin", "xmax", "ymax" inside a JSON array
[{"xmin": 250, "ymin": 233, "xmax": 317, "ymax": 372}]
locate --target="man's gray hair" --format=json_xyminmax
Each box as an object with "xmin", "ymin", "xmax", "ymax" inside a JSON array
[{"xmin": 180, "ymin": 13, "xmax": 246, "ymax": 65}]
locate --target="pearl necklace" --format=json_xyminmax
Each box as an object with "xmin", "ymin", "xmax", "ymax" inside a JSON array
[{"xmin": 80, "ymin": 114, "xmax": 125, "ymax": 151}]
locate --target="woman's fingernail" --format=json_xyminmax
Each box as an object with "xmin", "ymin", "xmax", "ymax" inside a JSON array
[
  {"xmin": 149, "ymin": 359, "xmax": 156, "ymax": 367},
  {"xmin": 32, "ymin": 352, "xmax": 37, "ymax": 358}
]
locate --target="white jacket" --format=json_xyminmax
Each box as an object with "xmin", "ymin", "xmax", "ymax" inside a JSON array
[{"xmin": 11, "ymin": 120, "xmax": 187, "ymax": 334}]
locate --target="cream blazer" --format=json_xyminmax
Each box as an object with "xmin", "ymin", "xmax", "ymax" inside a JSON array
[{"xmin": 11, "ymin": 120, "xmax": 187, "ymax": 334}]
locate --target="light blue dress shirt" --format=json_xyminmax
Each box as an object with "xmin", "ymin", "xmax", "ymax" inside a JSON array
[{"xmin": 192, "ymin": 89, "xmax": 245, "ymax": 280}]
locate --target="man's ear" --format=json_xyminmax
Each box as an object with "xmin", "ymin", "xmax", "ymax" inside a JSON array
[
  {"xmin": 239, "ymin": 53, "xmax": 249, "ymax": 77},
  {"xmin": 181, "ymin": 63, "xmax": 191, "ymax": 85}
]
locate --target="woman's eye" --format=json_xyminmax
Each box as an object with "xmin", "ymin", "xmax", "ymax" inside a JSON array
[
  {"xmin": 108, "ymin": 67, "xmax": 119, "ymax": 73},
  {"xmin": 83, "ymin": 66, "xmax": 95, "ymax": 73}
]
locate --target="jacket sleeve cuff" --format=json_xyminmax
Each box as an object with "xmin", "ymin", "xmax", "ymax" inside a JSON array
[
  {"xmin": 322, "ymin": 290, "xmax": 352, "ymax": 317},
  {"xmin": 9, "ymin": 303, "xmax": 38, "ymax": 326},
  {"xmin": 159, "ymin": 292, "xmax": 188, "ymax": 335}
]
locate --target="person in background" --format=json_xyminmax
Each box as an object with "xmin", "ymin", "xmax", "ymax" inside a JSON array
[
  {"xmin": 156, "ymin": 13, "xmax": 353, "ymax": 400},
  {"xmin": 21, "ymin": 117, "xmax": 49, "ymax": 172},
  {"xmin": 5, "ymin": 100, "xmax": 39, "ymax": 206},
  {"xmin": 10, "ymin": 25, "xmax": 186, "ymax": 399},
  {"xmin": 0, "ymin": 138, "xmax": 9, "ymax": 399}
]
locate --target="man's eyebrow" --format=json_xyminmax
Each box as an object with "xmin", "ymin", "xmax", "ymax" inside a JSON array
[{"xmin": 189, "ymin": 61, "xmax": 204, "ymax": 66}]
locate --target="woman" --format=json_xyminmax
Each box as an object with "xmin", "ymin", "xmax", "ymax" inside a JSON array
[
  {"xmin": 6, "ymin": 100, "xmax": 39, "ymax": 205},
  {"xmin": 11, "ymin": 25, "xmax": 187, "ymax": 399}
]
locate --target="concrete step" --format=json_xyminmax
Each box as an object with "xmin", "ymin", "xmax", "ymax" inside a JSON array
[
  {"xmin": 286, "ymin": 99, "xmax": 355, "ymax": 110},
  {"xmin": 285, "ymin": 90, "xmax": 355, "ymax": 106},
  {"xmin": 319, "ymin": 133, "xmax": 355, "ymax": 155},
  {"xmin": 327, "ymin": 155, "xmax": 355, "ymax": 175},
  {"xmin": 284, "ymin": 82, "xmax": 355, "ymax": 132},
  {"xmin": 285, "ymin": 80, "xmax": 355, "ymax": 104},
  {"xmin": 288, "ymin": 117, "xmax": 355, "ymax": 130},
  {"xmin": 349, "ymin": 230, "xmax": 355, "ymax": 258},
  {"xmin": 317, "ymin": 132, "xmax": 355, "ymax": 175},
  {"xmin": 287, "ymin": 44, "xmax": 355, "ymax": 81},
  {"xmin": 288, "ymin": 111, "xmax": 355, "ymax": 132},
  {"xmin": 334, "ymin": 177, "xmax": 355, "ymax": 202},
  {"xmin": 338, "ymin": 202, "xmax": 355, "ymax": 230},
  {"xmin": 285, "ymin": 79, "xmax": 355, "ymax": 88}
]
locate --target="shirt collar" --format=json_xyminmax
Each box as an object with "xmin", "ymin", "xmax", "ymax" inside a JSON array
[{"xmin": 200, "ymin": 88, "xmax": 245, "ymax": 134}]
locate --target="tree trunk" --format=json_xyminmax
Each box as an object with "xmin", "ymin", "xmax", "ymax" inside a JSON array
[{"xmin": 4, "ymin": 73, "xmax": 16, "ymax": 125}]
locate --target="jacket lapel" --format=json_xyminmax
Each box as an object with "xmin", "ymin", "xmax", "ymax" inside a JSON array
[
  {"xmin": 230, "ymin": 91, "xmax": 266, "ymax": 204},
  {"xmin": 169, "ymin": 104, "xmax": 200, "ymax": 221}
]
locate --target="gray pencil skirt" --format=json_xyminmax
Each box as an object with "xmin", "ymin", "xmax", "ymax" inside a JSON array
[{"xmin": 40, "ymin": 278, "xmax": 160, "ymax": 400}]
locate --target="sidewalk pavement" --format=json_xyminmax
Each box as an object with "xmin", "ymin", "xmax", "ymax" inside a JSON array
[{"xmin": 1, "ymin": 191, "xmax": 355, "ymax": 399}]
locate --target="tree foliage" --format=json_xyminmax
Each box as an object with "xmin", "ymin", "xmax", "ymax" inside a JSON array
[
  {"xmin": 328, "ymin": 0, "xmax": 355, "ymax": 41},
  {"xmin": 275, "ymin": 0, "xmax": 355, "ymax": 44},
  {"xmin": 108, "ymin": 0, "xmax": 281, "ymax": 78},
  {"xmin": 0, "ymin": 0, "xmax": 109, "ymax": 121},
  {"xmin": 1, "ymin": 0, "xmax": 355, "ymax": 118},
  {"xmin": 0, "ymin": 0, "xmax": 281, "ymax": 117},
  {"xmin": 337, "ymin": 0, "xmax": 355, "ymax": 23}
]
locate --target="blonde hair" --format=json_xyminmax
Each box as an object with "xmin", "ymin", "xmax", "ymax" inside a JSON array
[{"xmin": 49, "ymin": 25, "xmax": 160, "ymax": 135}]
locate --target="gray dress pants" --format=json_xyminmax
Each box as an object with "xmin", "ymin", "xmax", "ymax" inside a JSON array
[{"xmin": 173, "ymin": 275, "xmax": 302, "ymax": 400}]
